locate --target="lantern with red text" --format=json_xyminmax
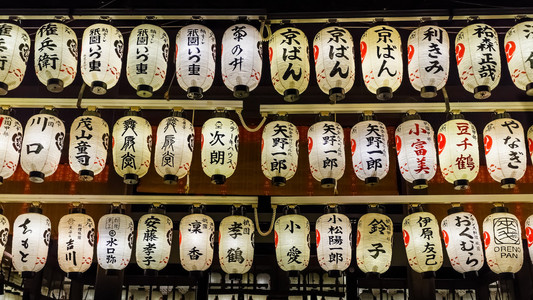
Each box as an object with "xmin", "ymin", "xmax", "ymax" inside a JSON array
[
  {"xmin": 274, "ymin": 212, "xmax": 310, "ymax": 272},
  {"xmin": 261, "ymin": 118, "xmax": 299, "ymax": 186},
  {"xmin": 316, "ymin": 211, "xmax": 351, "ymax": 276},
  {"xmin": 136, "ymin": 210, "xmax": 173, "ymax": 271},
  {"xmin": 0, "ymin": 110, "xmax": 22, "ymax": 184},
  {"xmin": 179, "ymin": 213, "xmax": 215, "ymax": 272},
  {"xmin": 528, "ymin": 125, "xmax": 533, "ymax": 163},
  {"xmin": 97, "ymin": 213, "xmax": 134, "ymax": 270},
  {"xmin": 504, "ymin": 20, "xmax": 533, "ymax": 96},
  {"xmin": 356, "ymin": 207, "xmax": 393, "ymax": 275},
  {"xmin": 58, "ymin": 208, "xmax": 95, "ymax": 274},
  {"xmin": 0, "ymin": 23, "xmax": 30, "ymax": 95},
  {"xmin": 524, "ymin": 215, "xmax": 533, "ymax": 264},
  {"xmin": 218, "ymin": 214, "xmax": 255, "ymax": 275},
  {"xmin": 12, "ymin": 207, "xmax": 50, "ymax": 275}
]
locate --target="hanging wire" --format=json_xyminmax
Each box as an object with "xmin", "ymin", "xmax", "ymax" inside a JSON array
[
  {"xmin": 235, "ymin": 109, "xmax": 268, "ymax": 132},
  {"xmin": 253, "ymin": 205, "xmax": 277, "ymax": 236},
  {"xmin": 442, "ymin": 86, "xmax": 451, "ymax": 114},
  {"xmin": 164, "ymin": 72, "xmax": 177, "ymax": 101}
]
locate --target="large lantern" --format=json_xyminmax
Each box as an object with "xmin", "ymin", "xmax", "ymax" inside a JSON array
[
  {"xmin": 112, "ymin": 110, "xmax": 152, "ymax": 185},
  {"xmin": 35, "ymin": 22, "xmax": 78, "ymax": 92},
  {"xmin": 505, "ymin": 20, "xmax": 533, "ymax": 96},
  {"xmin": 219, "ymin": 213, "xmax": 255, "ymax": 276},
  {"xmin": 20, "ymin": 108, "xmax": 65, "ymax": 183},
  {"xmin": 126, "ymin": 24, "xmax": 169, "ymax": 98},
  {"xmin": 136, "ymin": 207, "xmax": 173, "ymax": 272},
  {"xmin": 221, "ymin": 23, "xmax": 262, "ymax": 98},
  {"xmin": 274, "ymin": 210, "xmax": 310, "ymax": 272},
  {"xmin": 356, "ymin": 206, "xmax": 393, "ymax": 275},
  {"xmin": 350, "ymin": 114, "xmax": 389, "ymax": 186},
  {"xmin": 524, "ymin": 215, "xmax": 533, "ymax": 264},
  {"xmin": 175, "ymin": 24, "xmax": 216, "ymax": 99},
  {"xmin": 179, "ymin": 211, "xmax": 215, "ymax": 272},
  {"xmin": 201, "ymin": 112, "xmax": 239, "ymax": 185},
  {"xmin": 313, "ymin": 26, "xmax": 356, "ymax": 102},
  {"xmin": 407, "ymin": 25, "xmax": 450, "ymax": 98},
  {"xmin": 154, "ymin": 111, "xmax": 194, "ymax": 185},
  {"xmin": 261, "ymin": 117, "xmax": 299, "ymax": 186},
  {"xmin": 0, "ymin": 109, "xmax": 22, "ymax": 184},
  {"xmin": 308, "ymin": 116, "xmax": 345, "ymax": 188},
  {"xmin": 483, "ymin": 206, "xmax": 523, "ymax": 274},
  {"xmin": 455, "ymin": 23, "xmax": 501, "ymax": 99},
  {"xmin": 395, "ymin": 112, "xmax": 437, "ymax": 189},
  {"xmin": 97, "ymin": 210, "xmax": 134, "ymax": 270},
  {"xmin": 69, "ymin": 109, "xmax": 109, "ymax": 182},
  {"xmin": 441, "ymin": 207, "xmax": 484, "ymax": 274},
  {"xmin": 316, "ymin": 210, "xmax": 352, "ymax": 276},
  {"xmin": 81, "ymin": 23, "xmax": 124, "ymax": 95},
  {"xmin": 269, "ymin": 26, "xmax": 310, "ymax": 102},
  {"xmin": 58, "ymin": 207, "xmax": 95, "ymax": 274},
  {"xmin": 0, "ymin": 23, "xmax": 30, "ymax": 95},
  {"xmin": 483, "ymin": 112, "xmax": 526, "ymax": 189},
  {"xmin": 360, "ymin": 24, "xmax": 403, "ymax": 100},
  {"xmin": 437, "ymin": 112, "xmax": 480, "ymax": 190}
]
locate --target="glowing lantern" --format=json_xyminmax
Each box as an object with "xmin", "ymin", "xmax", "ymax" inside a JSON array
[
  {"xmin": 483, "ymin": 112, "xmax": 526, "ymax": 189},
  {"xmin": 360, "ymin": 25, "xmax": 402, "ymax": 100},
  {"xmin": 269, "ymin": 26, "xmax": 310, "ymax": 102},
  {"xmin": 69, "ymin": 110, "xmax": 109, "ymax": 181},
  {"xmin": 356, "ymin": 207, "xmax": 393, "ymax": 275},
  {"xmin": 12, "ymin": 207, "xmax": 50, "ymax": 275},
  {"xmin": 179, "ymin": 213, "xmax": 215, "ymax": 271},
  {"xmin": 35, "ymin": 22, "xmax": 78, "ymax": 92},
  {"xmin": 316, "ymin": 211, "xmax": 352, "ymax": 275},
  {"xmin": 136, "ymin": 209, "xmax": 173, "ymax": 271},
  {"xmin": 274, "ymin": 212, "xmax": 310, "ymax": 272},
  {"xmin": 407, "ymin": 25, "xmax": 449, "ymax": 98},
  {"xmin": 505, "ymin": 20, "xmax": 533, "ymax": 96},
  {"xmin": 97, "ymin": 212, "xmax": 134, "ymax": 270},
  {"xmin": 218, "ymin": 214, "xmax": 254, "ymax": 276},
  {"xmin": 112, "ymin": 110, "xmax": 152, "ymax": 185},
  {"xmin": 455, "ymin": 23, "xmax": 501, "ymax": 99},
  {"xmin": 524, "ymin": 215, "xmax": 533, "ymax": 264},
  {"xmin": 313, "ymin": 26, "xmax": 355, "ymax": 102},
  {"xmin": 483, "ymin": 206, "xmax": 523, "ymax": 274},
  {"xmin": 0, "ymin": 23, "xmax": 30, "ymax": 96},
  {"xmin": 221, "ymin": 23, "xmax": 262, "ymax": 98},
  {"xmin": 0, "ymin": 109, "xmax": 22, "ymax": 184},
  {"xmin": 437, "ymin": 112, "xmax": 479, "ymax": 190},
  {"xmin": 58, "ymin": 208, "xmax": 95, "ymax": 274},
  {"xmin": 20, "ymin": 108, "xmax": 65, "ymax": 183},
  {"xmin": 0, "ymin": 211, "xmax": 7, "ymax": 263},
  {"xmin": 528, "ymin": 125, "xmax": 533, "ymax": 163}
]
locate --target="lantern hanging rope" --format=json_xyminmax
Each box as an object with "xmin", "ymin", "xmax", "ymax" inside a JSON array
[
  {"xmin": 235, "ymin": 109, "xmax": 268, "ymax": 133},
  {"xmin": 253, "ymin": 204, "xmax": 277, "ymax": 236}
]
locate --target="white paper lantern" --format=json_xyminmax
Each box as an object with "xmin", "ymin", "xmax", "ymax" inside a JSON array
[
  {"xmin": 524, "ymin": 215, "xmax": 533, "ymax": 264},
  {"xmin": 112, "ymin": 112, "xmax": 152, "ymax": 185},
  {"xmin": 313, "ymin": 26, "xmax": 356, "ymax": 102},
  {"xmin": 441, "ymin": 208, "xmax": 484, "ymax": 274},
  {"xmin": 0, "ymin": 23, "xmax": 30, "ymax": 95},
  {"xmin": 402, "ymin": 210, "xmax": 443, "ymax": 274},
  {"xmin": 528, "ymin": 125, "xmax": 533, "ymax": 164},
  {"xmin": 350, "ymin": 118, "xmax": 389, "ymax": 185},
  {"xmin": 407, "ymin": 25, "xmax": 450, "ymax": 98},
  {"xmin": 81, "ymin": 23, "xmax": 124, "ymax": 95},
  {"xmin": 221, "ymin": 24, "xmax": 262, "ymax": 98},
  {"xmin": 12, "ymin": 211, "xmax": 51, "ymax": 274},
  {"xmin": 179, "ymin": 213, "xmax": 215, "ymax": 271},
  {"xmin": 35, "ymin": 22, "xmax": 78, "ymax": 92},
  {"xmin": 437, "ymin": 114, "xmax": 480, "ymax": 190},
  {"xmin": 316, "ymin": 212, "xmax": 352, "ymax": 274},
  {"xmin": 136, "ymin": 212, "xmax": 173, "ymax": 271},
  {"xmin": 505, "ymin": 20, "xmax": 533, "ymax": 96},
  {"xmin": 483, "ymin": 207, "xmax": 523, "ymax": 274},
  {"xmin": 308, "ymin": 120, "xmax": 345, "ymax": 188},
  {"xmin": 356, "ymin": 211, "xmax": 393, "ymax": 274},
  {"xmin": 97, "ymin": 213, "xmax": 134, "ymax": 270},
  {"xmin": 395, "ymin": 115, "xmax": 437, "ymax": 189},
  {"xmin": 218, "ymin": 215, "xmax": 254, "ymax": 275},
  {"xmin": 154, "ymin": 113, "xmax": 194, "ymax": 185},
  {"xmin": 261, "ymin": 119, "xmax": 299, "ymax": 186},
  {"xmin": 201, "ymin": 115, "xmax": 239, "ymax": 185},
  {"xmin": 483, "ymin": 114, "xmax": 526, "ymax": 189},
  {"xmin": 274, "ymin": 214, "xmax": 310, "ymax": 272},
  {"xmin": 455, "ymin": 23, "xmax": 501, "ymax": 99},
  {"xmin": 20, "ymin": 109, "xmax": 65, "ymax": 183},
  {"xmin": 175, "ymin": 24, "xmax": 216, "ymax": 99},
  {"xmin": 58, "ymin": 211, "xmax": 95, "ymax": 273},
  {"xmin": 69, "ymin": 111, "xmax": 109, "ymax": 181},
  {"xmin": 360, "ymin": 25, "xmax": 403, "ymax": 100},
  {"xmin": 269, "ymin": 26, "xmax": 310, "ymax": 102},
  {"xmin": 0, "ymin": 112, "xmax": 22, "ymax": 184},
  {"xmin": 126, "ymin": 24, "xmax": 169, "ymax": 98}
]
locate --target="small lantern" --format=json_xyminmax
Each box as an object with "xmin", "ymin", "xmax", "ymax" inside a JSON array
[
  {"xmin": 505, "ymin": 20, "xmax": 533, "ymax": 96},
  {"xmin": 97, "ymin": 207, "xmax": 134, "ymax": 271},
  {"xmin": 316, "ymin": 208, "xmax": 352, "ymax": 276},
  {"xmin": 179, "ymin": 209, "xmax": 215, "ymax": 272},
  {"xmin": 0, "ymin": 23, "xmax": 30, "ymax": 96},
  {"xmin": 0, "ymin": 211, "xmax": 8, "ymax": 261},
  {"xmin": 0, "ymin": 108, "xmax": 23, "ymax": 184},
  {"xmin": 136, "ymin": 206, "xmax": 173, "ymax": 272},
  {"xmin": 274, "ymin": 208, "xmax": 310, "ymax": 273},
  {"xmin": 218, "ymin": 210, "xmax": 254, "ymax": 276},
  {"xmin": 524, "ymin": 215, "xmax": 533, "ymax": 264},
  {"xmin": 58, "ymin": 207, "xmax": 95, "ymax": 274},
  {"xmin": 356, "ymin": 206, "xmax": 393, "ymax": 275}
]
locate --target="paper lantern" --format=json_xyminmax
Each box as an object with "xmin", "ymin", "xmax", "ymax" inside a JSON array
[
  {"xmin": 154, "ymin": 112, "xmax": 194, "ymax": 185},
  {"xmin": 221, "ymin": 23, "xmax": 262, "ymax": 98},
  {"xmin": 316, "ymin": 212, "xmax": 352, "ymax": 274},
  {"xmin": 0, "ymin": 23, "xmax": 30, "ymax": 95},
  {"xmin": 201, "ymin": 114, "xmax": 239, "ymax": 184},
  {"xmin": 81, "ymin": 23, "xmax": 124, "ymax": 95},
  {"xmin": 136, "ymin": 212, "xmax": 173, "ymax": 271},
  {"xmin": 437, "ymin": 113, "xmax": 479, "ymax": 190},
  {"xmin": 350, "ymin": 116, "xmax": 389, "ymax": 185},
  {"xmin": 313, "ymin": 26, "xmax": 356, "ymax": 102},
  {"xmin": 0, "ymin": 111, "xmax": 22, "ymax": 184},
  {"xmin": 175, "ymin": 24, "xmax": 216, "ymax": 99},
  {"xmin": 218, "ymin": 215, "xmax": 254, "ymax": 275},
  {"xmin": 395, "ymin": 114, "xmax": 437, "ymax": 189},
  {"xmin": 58, "ymin": 209, "xmax": 95, "ymax": 273},
  {"xmin": 356, "ymin": 209, "xmax": 393, "ymax": 275},
  {"xmin": 97, "ymin": 213, "xmax": 134, "ymax": 270},
  {"xmin": 528, "ymin": 125, "xmax": 533, "ymax": 163},
  {"xmin": 269, "ymin": 26, "xmax": 310, "ymax": 102},
  {"xmin": 308, "ymin": 119, "xmax": 345, "ymax": 188},
  {"xmin": 455, "ymin": 23, "xmax": 501, "ymax": 99},
  {"xmin": 126, "ymin": 24, "xmax": 169, "ymax": 98},
  {"xmin": 0, "ymin": 212, "xmax": 7, "ymax": 262},
  {"xmin": 261, "ymin": 118, "xmax": 299, "ymax": 186},
  {"xmin": 112, "ymin": 111, "xmax": 152, "ymax": 185},
  {"xmin": 505, "ymin": 20, "xmax": 533, "ymax": 96},
  {"xmin": 441, "ymin": 207, "xmax": 484, "ymax": 274},
  {"xmin": 12, "ymin": 209, "xmax": 51, "ymax": 275},
  {"xmin": 407, "ymin": 25, "xmax": 450, "ymax": 98},
  {"xmin": 483, "ymin": 113, "xmax": 526, "ymax": 189},
  {"xmin": 69, "ymin": 111, "xmax": 109, "ymax": 181},
  {"xmin": 274, "ymin": 214, "xmax": 310, "ymax": 272},
  {"xmin": 179, "ymin": 213, "xmax": 215, "ymax": 271},
  {"xmin": 20, "ymin": 109, "xmax": 65, "ymax": 183},
  {"xmin": 483, "ymin": 206, "xmax": 523, "ymax": 274},
  {"xmin": 402, "ymin": 209, "xmax": 443, "ymax": 274},
  {"xmin": 360, "ymin": 25, "xmax": 403, "ymax": 100},
  {"xmin": 35, "ymin": 22, "xmax": 78, "ymax": 92},
  {"xmin": 525, "ymin": 215, "xmax": 533, "ymax": 264}
]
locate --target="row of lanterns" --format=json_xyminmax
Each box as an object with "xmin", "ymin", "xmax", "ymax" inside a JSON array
[{"xmin": 0, "ymin": 20, "xmax": 532, "ymax": 101}]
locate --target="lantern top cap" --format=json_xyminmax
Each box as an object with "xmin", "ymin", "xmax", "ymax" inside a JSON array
[
  {"xmin": 408, "ymin": 204, "xmax": 424, "ymax": 214},
  {"xmin": 367, "ymin": 204, "xmax": 385, "ymax": 214},
  {"xmin": 125, "ymin": 107, "xmax": 142, "ymax": 117},
  {"xmin": 361, "ymin": 111, "xmax": 376, "ymax": 121},
  {"xmin": 316, "ymin": 112, "xmax": 333, "ymax": 122},
  {"xmin": 0, "ymin": 106, "xmax": 11, "ymax": 116},
  {"xmin": 402, "ymin": 110, "xmax": 420, "ymax": 122},
  {"xmin": 491, "ymin": 205, "xmax": 509, "ymax": 214},
  {"xmin": 515, "ymin": 15, "xmax": 532, "ymax": 23},
  {"xmin": 448, "ymin": 110, "xmax": 465, "ymax": 120},
  {"xmin": 212, "ymin": 109, "xmax": 229, "ymax": 118},
  {"xmin": 492, "ymin": 110, "xmax": 511, "ymax": 120},
  {"xmin": 83, "ymin": 107, "xmax": 101, "ymax": 117},
  {"xmin": 273, "ymin": 113, "xmax": 289, "ymax": 121},
  {"xmin": 149, "ymin": 203, "xmax": 166, "ymax": 215},
  {"xmin": 447, "ymin": 206, "xmax": 464, "ymax": 215},
  {"xmin": 40, "ymin": 107, "xmax": 58, "ymax": 117},
  {"xmin": 169, "ymin": 108, "xmax": 184, "ymax": 118}
]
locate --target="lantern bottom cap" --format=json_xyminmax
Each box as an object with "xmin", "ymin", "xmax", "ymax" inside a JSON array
[
  {"xmin": 499, "ymin": 272, "xmax": 515, "ymax": 280},
  {"xmin": 526, "ymin": 83, "xmax": 533, "ymax": 96},
  {"xmin": 29, "ymin": 171, "xmax": 45, "ymax": 183},
  {"xmin": 66, "ymin": 272, "xmax": 81, "ymax": 279},
  {"xmin": 422, "ymin": 271, "xmax": 435, "ymax": 279},
  {"xmin": 21, "ymin": 271, "xmax": 36, "ymax": 278},
  {"xmin": 79, "ymin": 170, "xmax": 94, "ymax": 182},
  {"xmin": 144, "ymin": 269, "xmax": 158, "ymax": 277},
  {"xmin": 288, "ymin": 271, "xmax": 300, "ymax": 278},
  {"xmin": 163, "ymin": 174, "xmax": 179, "ymax": 185},
  {"xmin": 321, "ymin": 178, "xmax": 336, "ymax": 188},
  {"xmin": 420, "ymin": 86, "xmax": 437, "ymax": 98},
  {"xmin": 211, "ymin": 174, "xmax": 226, "ymax": 185},
  {"xmin": 474, "ymin": 85, "xmax": 491, "ymax": 99},
  {"xmin": 283, "ymin": 89, "xmax": 300, "ymax": 102},
  {"xmin": 0, "ymin": 176, "xmax": 3, "ymax": 185},
  {"xmin": 365, "ymin": 177, "xmax": 379, "ymax": 186},
  {"xmin": 412, "ymin": 179, "xmax": 428, "ymax": 189},
  {"xmin": 47, "ymin": 78, "xmax": 64, "ymax": 93},
  {"xmin": 228, "ymin": 273, "xmax": 242, "ymax": 281},
  {"xmin": 453, "ymin": 179, "xmax": 469, "ymax": 190},
  {"xmin": 0, "ymin": 82, "xmax": 8, "ymax": 96},
  {"xmin": 272, "ymin": 176, "xmax": 286, "ymax": 186},
  {"xmin": 137, "ymin": 85, "xmax": 153, "ymax": 98},
  {"xmin": 105, "ymin": 269, "xmax": 121, "ymax": 276},
  {"xmin": 123, "ymin": 173, "xmax": 139, "ymax": 185},
  {"xmin": 365, "ymin": 272, "xmax": 381, "ymax": 279},
  {"xmin": 91, "ymin": 81, "xmax": 108, "ymax": 95},
  {"xmin": 376, "ymin": 87, "xmax": 392, "ymax": 101},
  {"xmin": 500, "ymin": 178, "xmax": 516, "ymax": 189},
  {"xmin": 233, "ymin": 85, "xmax": 250, "ymax": 99},
  {"xmin": 328, "ymin": 270, "xmax": 342, "ymax": 278},
  {"xmin": 187, "ymin": 87, "xmax": 203, "ymax": 100},
  {"xmin": 329, "ymin": 87, "xmax": 345, "ymax": 103}
]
